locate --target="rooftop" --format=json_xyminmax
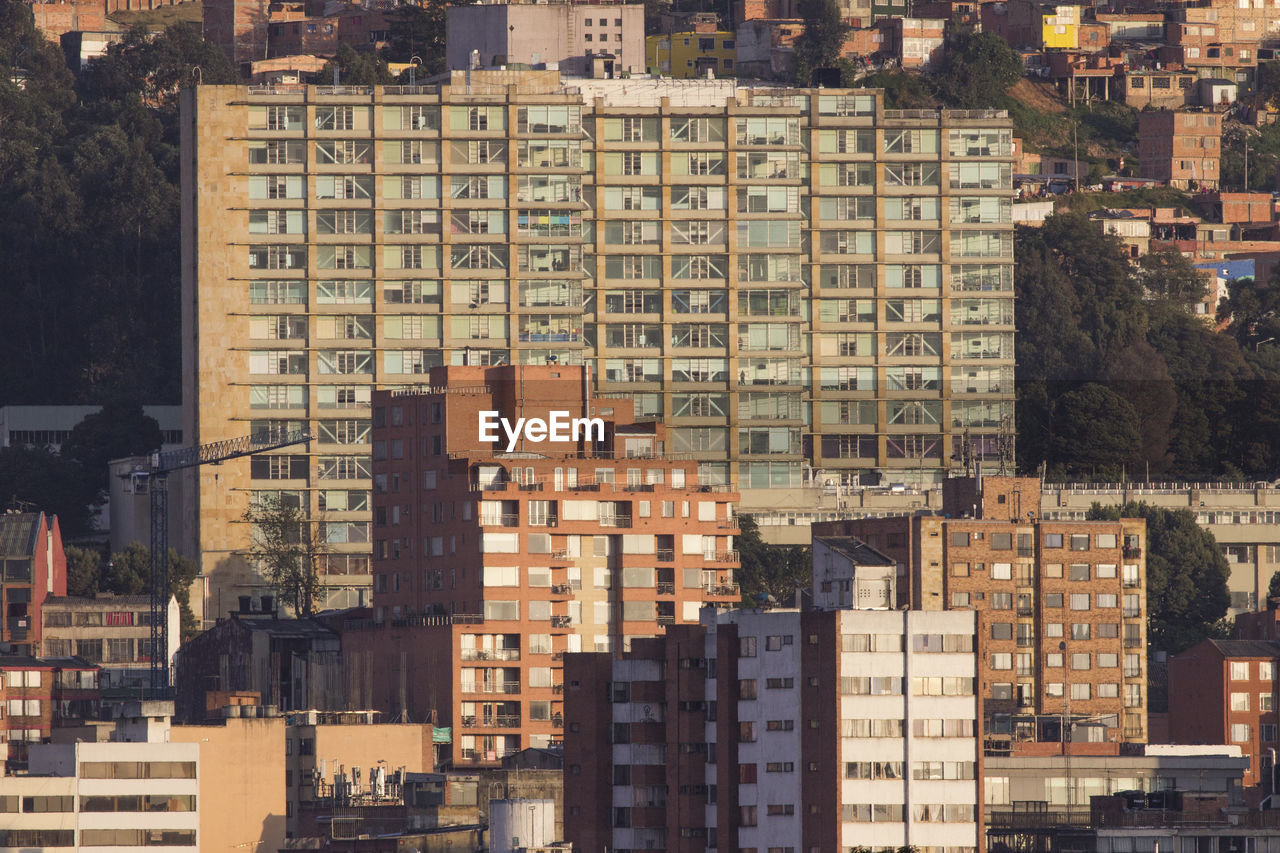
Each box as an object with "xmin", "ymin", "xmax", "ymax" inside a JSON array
[
  {"xmin": 0, "ymin": 512, "xmax": 42, "ymax": 559},
  {"xmin": 1207, "ymin": 639, "xmax": 1280, "ymax": 658},
  {"xmin": 815, "ymin": 535, "xmax": 896, "ymax": 567}
]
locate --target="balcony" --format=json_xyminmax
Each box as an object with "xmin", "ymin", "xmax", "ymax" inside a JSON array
[
  {"xmin": 656, "ymin": 549, "xmax": 675, "ymax": 562},
  {"xmin": 553, "ymin": 683, "xmax": 565, "ymax": 694},
  {"xmin": 551, "ymin": 583, "xmax": 572, "ymax": 596},
  {"xmin": 707, "ymin": 584, "xmax": 740, "ymax": 597},
  {"xmin": 480, "ymin": 513, "xmax": 520, "ymax": 527},
  {"xmin": 551, "ymin": 616, "xmax": 572, "ymax": 628},
  {"xmin": 460, "ymin": 714, "xmax": 521, "ymax": 728},
  {"xmin": 1124, "ymin": 667, "xmax": 1142, "ymax": 678},
  {"xmin": 454, "ymin": 614, "xmax": 485, "ymax": 624},
  {"xmin": 460, "ymin": 648, "xmax": 520, "ymax": 661},
  {"xmin": 657, "ymin": 615, "xmax": 675, "ymax": 626},
  {"xmin": 459, "ymin": 681, "xmax": 521, "ymax": 695},
  {"xmin": 470, "ymin": 480, "xmax": 508, "ymax": 492},
  {"xmin": 601, "ymin": 516, "xmax": 633, "ymax": 529},
  {"xmin": 657, "ymin": 582, "xmax": 675, "ymax": 595},
  {"xmin": 1016, "ymin": 606, "xmax": 1033, "ymax": 617},
  {"xmin": 707, "ymin": 550, "xmax": 739, "ymax": 563},
  {"xmin": 1123, "ymin": 578, "xmax": 1141, "ymax": 588},
  {"xmin": 1017, "ymin": 547, "xmax": 1035, "ymax": 558},
  {"xmin": 1122, "ymin": 546, "xmax": 1142, "ymax": 559},
  {"xmin": 1123, "ymin": 607, "xmax": 1141, "ymax": 618},
  {"xmin": 550, "ymin": 549, "xmax": 572, "ymax": 562},
  {"xmin": 1124, "ymin": 637, "xmax": 1143, "ymax": 648}
]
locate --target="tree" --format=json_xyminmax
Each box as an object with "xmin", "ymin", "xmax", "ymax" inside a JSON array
[
  {"xmin": 0, "ymin": 447, "xmax": 98, "ymax": 538},
  {"xmin": 791, "ymin": 0, "xmax": 850, "ymax": 82},
  {"xmin": 105, "ymin": 541, "xmax": 200, "ymax": 637},
  {"xmin": 384, "ymin": 0, "xmax": 472, "ymax": 76},
  {"xmin": 1136, "ymin": 249, "xmax": 1208, "ymax": 310},
  {"xmin": 1088, "ymin": 502, "xmax": 1231, "ymax": 654},
  {"xmin": 1269, "ymin": 569, "xmax": 1280, "ymax": 604},
  {"xmin": 736, "ymin": 516, "xmax": 811, "ymax": 607},
  {"xmin": 316, "ymin": 44, "xmax": 396, "ymax": 86},
  {"xmin": 1051, "ymin": 384, "xmax": 1141, "ymax": 479},
  {"xmin": 243, "ymin": 496, "xmax": 326, "ymax": 617},
  {"xmin": 60, "ymin": 399, "xmax": 162, "ymax": 500},
  {"xmin": 933, "ymin": 31, "xmax": 1023, "ymax": 109},
  {"xmin": 65, "ymin": 545, "xmax": 102, "ymax": 597}
]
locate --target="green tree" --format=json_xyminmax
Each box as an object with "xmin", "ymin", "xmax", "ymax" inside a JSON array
[
  {"xmin": 1051, "ymin": 384, "xmax": 1141, "ymax": 479},
  {"xmin": 243, "ymin": 496, "xmax": 326, "ymax": 617},
  {"xmin": 1136, "ymin": 248, "xmax": 1208, "ymax": 309},
  {"xmin": 934, "ymin": 31, "xmax": 1023, "ymax": 109},
  {"xmin": 384, "ymin": 0, "xmax": 472, "ymax": 75},
  {"xmin": 0, "ymin": 447, "xmax": 98, "ymax": 537},
  {"xmin": 736, "ymin": 516, "xmax": 811, "ymax": 607},
  {"xmin": 65, "ymin": 545, "xmax": 103, "ymax": 597},
  {"xmin": 792, "ymin": 0, "xmax": 849, "ymax": 82},
  {"xmin": 1088, "ymin": 502, "xmax": 1231, "ymax": 653},
  {"xmin": 1268, "ymin": 569, "xmax": 1280, "ymax": 603},
  {"xmin": 106, "ymin": 541, "xmax": 199, "ymax": 637},
  {"xmin": 316, "ymin": 44, "xmax": 396, "ymax": 86},
  {"xmin": 60, "ymin": 399, "xmax": 162, "ymax": 500}
]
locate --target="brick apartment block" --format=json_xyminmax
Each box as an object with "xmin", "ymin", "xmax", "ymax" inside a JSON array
[
  {"xmin": 1139, "ymin": 109, "xmax": 1221, "ymax": 189},
  {"xmin": 564, "ymin": 608, "xmax": 982, "ymax": 853},
  {"xmin": 339, "ymin": 364, "xmax": 740, "ymax": 766},
  {"xmin": 1169, "ymin": 639, "xmax": 1280, "ymax": 788},
  {"xmin": 813, "ymin": 476, "xmax": 1149, "ymax": 749}
]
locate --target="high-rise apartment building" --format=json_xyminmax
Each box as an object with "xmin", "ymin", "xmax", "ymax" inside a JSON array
[
  {"xmin": 815, "ymin": 476, "xmax": 1149, "ymax": 750},
  {"xmin": 563, "ymin": 607, "xmax": 982, "ymax": 853},
  {"xmin": 181, "ymin": 73, "xmax": 1015, "ymax": 623},
  {"xmin": 338, "ymin": 364, "xmax": 740, "ymax": 764}
]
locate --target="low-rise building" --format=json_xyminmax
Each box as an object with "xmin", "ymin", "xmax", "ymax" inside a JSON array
[
  {"xmin": 1139, "ymin": 109, "xmax": 1222, "ymax": 189},
  {"xmin": 174, "ymin": 610, "xmax": 347, "ymax": 722},
  {"xmin": 0, "ymin": 655, "xmax": 99, "ymax": 770},
  {"xmin": 647, "ymin": 30, "xmax": 738, "ymax": 77},
  {"xmin": 447, "ymin": 2, "xmax": 645, "ymax": 76},
  {"xmin": 878, "ymin": 17, "xmax": 945, "ymax": 69},
  {"xmin": 0, "ymin": 512, "xmax": 66, "ymax": 657},
  {"xmin": 40, "ymin": 593, "xmax": 180, "ymax": 694},
  {"xmin": 0, "ymin": 701, "xmax": 200, "ymax": 850},
  {"xmin": 1168, "ymin": 639, "xmax": 1280, "ymax": 788}
]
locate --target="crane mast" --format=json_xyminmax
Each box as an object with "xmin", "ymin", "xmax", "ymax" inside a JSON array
[{"xmin": 140, "ymin": 429, "xmax": 310, "ymax": 696}]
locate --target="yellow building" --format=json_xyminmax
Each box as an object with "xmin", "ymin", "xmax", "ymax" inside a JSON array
[
  {"xmin": 1041, "ymin": 4, "xmax": 1080, "ymax": 49},
  {"xmin": 646, "ymin": 31, "xmax": 737, "ymax": 77}
]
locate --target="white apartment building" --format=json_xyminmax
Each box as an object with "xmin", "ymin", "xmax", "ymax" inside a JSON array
[{"xmin": 0, "ymin": 702, "xmax": 199, "ymax": 851}]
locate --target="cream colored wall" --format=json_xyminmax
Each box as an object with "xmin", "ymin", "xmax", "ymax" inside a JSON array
[{"xmin": 172, "ymin": 717, "xmax": 287, "ymax": 853}]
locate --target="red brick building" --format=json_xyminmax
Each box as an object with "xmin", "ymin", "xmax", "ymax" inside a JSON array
[
  {"xmin": 1139, "ymin": 109, "xmax": 1221, "ymax": 189},
  {"xmin": 0, "ymin": 655, "xmax": 99, "ymax": 770},
  {"xmin": 813, "ymin": 476, "xmax": 1149, "ymax": 751},
  {"xmin": 0, "ymin": 512, "xmax": 67, "ymax": 656},
  {"xmin": 1168, "ymin": 639, "xmax": 1280, "ymax": 788},
  {"xmin": 341, "ymin": 364, "xmax": 740, "ymax": 765}
]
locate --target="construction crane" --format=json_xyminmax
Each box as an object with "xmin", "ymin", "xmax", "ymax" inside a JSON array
[{"xmin": 140, "ymin": 428, "xmax": 310, "ymax": 696}]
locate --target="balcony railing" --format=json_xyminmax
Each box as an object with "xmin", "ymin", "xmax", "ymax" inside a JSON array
[
  {"xmin": 1124, "ymin": 637, "xmax": 1143, "ymax": 648},
  {"xmin": 600, "ymin": 516, "xmax": 633, "ymax": 528},
  {"xmin": 707, "ymin": 550, "xmax": 739, "ymax": 563},
  {"xmin": 460, "ymin": 648, "xmax": 520, "ymax": 661},
  {"xmin": 551, "ymin": 583, "xmax": 572, "ymax": 595},
  {"xmin": 656, "ymin": 615, "xmax": 675, "ymax": 626},
  {"xmin": 1123, "ymin": 578, "xmax": 1142, "ymax": 588},
  {"xmin": 1124, "ymin": 667, "xmax": 1142, "ymax": 678},
  {"xmin": 454, "ymin": 614, "xmax": 485, "ymax": 624},
  {"xmin": 1122, "ymin": 546, "xmax": 1142, "ymax": 559},
  {"xmin": 553, "ymin": 683, "xmax": 565, "ymax": 694},
  {"xmin": 460, "ymin": 715, "xmax": 519, "ymax": 728},
  {"xmin": 707, "ymin": 584, "xmax": 740, "ymax": 597},
  {"xmin": 657, "ymin": 582, "xmax": 675, "ymax": 595},
  {"xmin": 1123, "ymin": 607, "xmax": 1141, "ymax": 618},
  {"xmin": 480, "ymin": 513, "xmax": 520, "ymax": 527},
  {"xmin": 551, "ymin": 616, "xmax": 572, "ymax": 628},
  {"xmin": 460, "ymin": 681, "xmax": 521, "ymax": 695},
  {"xmin": 656, "ymin": 549, "xmax": 675, "ymax": 562}
]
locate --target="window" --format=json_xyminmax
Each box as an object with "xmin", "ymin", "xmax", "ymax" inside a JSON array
[
  {"xmin": 1070, "ymin": 594, "xmax": 1090, "ymax": 610},
  {"xmin": 1232, "ymin": 662, "xmax": 1251, "ymax": 681},
  {"xmin": 1231, "ymin": 692, "xmax": 1251, "ymax": 711},
  {"xmin": 1233, "ymin": 723, "xmax": 1252, "ymax": 742}
]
